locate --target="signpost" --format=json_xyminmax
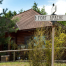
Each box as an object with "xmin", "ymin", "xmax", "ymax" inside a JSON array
[
  {"xmin": 35, "ymin": 15, "xmax": 66, "ymax": 21},
  {"xmin": 35, "ymin": 3, "xmax": 66, "ymax": 66}
]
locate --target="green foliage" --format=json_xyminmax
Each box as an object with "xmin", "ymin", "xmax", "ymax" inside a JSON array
[
  {"xmin": 32, "ymin": 2, "xmax": 38, "ymax": 11},
  {"xmin": 11, "ymin": 41, "xmax": 17, "ymax": 50},
  {"xmin": 28, "ymin": 28, "xmax": 46, "ymax": 66},
  {"xmin": 0, "ymin": 17, "xmax": 19, "ymax": 45},
  {"xmin": 13, "ymin": 11, "xmax": 17, "ymax": 16},
  {"xmin": 54, "ymin": 27, "xmax": 66, "ymax": 60},
  {"xmin": 0, "ymin": 0, "xmax": 3, "ymax": 4},
  {"xmin": 18, "ymin": 9, "xmax": 23, "ymax": 14},
  {"xmin": 3, "ymin": 10, "xmax": 17, "ymax": 19},
  {"xmin": 57, "ymin": 21, "xmax": 66, "ymax": 26},
  {"xmin": 40, "ymin": 6, "xmax": 47, "ymax": 15},
  {"xmin": 32, "ymin": 2, "xmax": 47, "ymax": 15},
  {"xmin": 0, "ymin": 0, "xmax": 19, "ymax": 46},
  {"xmin": 0, "ymin": 0, "xmax": 18, "ymax": 57},
  {"xmin": 5, "ymin": 11, "xmax": 13, "ymax": 18},
  {"xmin": 28, "ymin": 25, "xmax": 66, "ymax": 66}
]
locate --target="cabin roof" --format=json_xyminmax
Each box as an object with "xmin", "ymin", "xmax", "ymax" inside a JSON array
[{"xmin": 13, "ymin": 9, "xmax": 53, "ymax": 30}]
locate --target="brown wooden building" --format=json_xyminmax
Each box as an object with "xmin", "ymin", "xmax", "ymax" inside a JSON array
[
  {"xmin": 1, "ymin": 9, "xmax": 66, "ymax": 50},
  {"xmin": 10, "ymin": 9, "xmax": 53, "ymax": 49},
  {"xmin": 1, "ymin": 9, "xmax": 66, "ymax": 60}
]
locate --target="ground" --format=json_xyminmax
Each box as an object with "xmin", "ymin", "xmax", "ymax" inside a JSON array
[{"xmin": 0, "ymin": 62, "xmax": 66, "ymax": 66}]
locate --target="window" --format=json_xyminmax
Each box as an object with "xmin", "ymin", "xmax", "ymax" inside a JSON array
[
  {"xmin": 24, "ymin": 36, "xmax": 31, "ymax": 48},
  {"xmin": 34, "ymin": 36, "xmax": 46, "ymax": 48}
]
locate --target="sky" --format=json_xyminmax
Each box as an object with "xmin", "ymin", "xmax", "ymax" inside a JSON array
[{"xmin": 0, "ymin": 0, "xmax": 66, "ymax": 15}]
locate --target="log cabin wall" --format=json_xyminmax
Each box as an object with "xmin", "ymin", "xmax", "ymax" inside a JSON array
[
  {"xmin": 0, "ymin": 27, "xmax": 52, "ymax": 50},
  {"xmin": 10, "ymin": 27, "xmax": 52, "ymax": 49},
  {"xmin": 16, "ymin": 29, "xmax": 35, "ymax": 45},
  {"xmin": 10, "ymin": 29, "xmax": 35, "ymax": 49}
]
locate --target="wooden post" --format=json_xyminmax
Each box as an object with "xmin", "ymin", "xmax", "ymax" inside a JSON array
[
  {"xmin": 8, "ymin": 34, "xmax": 10, "ymax": 52},
  {"xmin": 13, "ymin": 42, "xmax": 16, "ymax": 61},
  {"xmin": 52, "ymin": 26, "xmax": 55, "ymax": 66},
  {"xmin": 8, "ymin": 36, "xmax": 10, "ymax": 55},
  {"xmin": 8, "ymin": 41, "xmax": 10, "ymax": 50},
  {"xmin": 13, "ymin": 51, "xmax": 15, "ymax": 61}
]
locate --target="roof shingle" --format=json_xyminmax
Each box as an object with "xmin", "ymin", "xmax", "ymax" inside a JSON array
[{"xmin": 13, "ymin": 9, "xmax": 52, "ymax": 30}]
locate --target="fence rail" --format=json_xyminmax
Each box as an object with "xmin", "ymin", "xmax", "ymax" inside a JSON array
[
  {"xmin": 0, "ymin": 47, "xmax": 66, "ymax": 53},
  {"xmin": 0, "ymin": 48, "xmax": 66, "ymax": 66},
  {"xmin": 0, "ymin": 49, "xmax": 32, "ymax": 53}
]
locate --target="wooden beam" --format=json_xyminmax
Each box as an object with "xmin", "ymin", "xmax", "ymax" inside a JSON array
[{"xmin": 0, "ymin": 47, "xmax": 66, "ymax": 53}]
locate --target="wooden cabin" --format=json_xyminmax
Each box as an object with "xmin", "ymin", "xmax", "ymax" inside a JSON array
[
  {"xmin": 1, "ymin": 9, "xmax": 66, "ymax": 50},
  {"xmin": 1, "ymin": 9, "xmax": 66, "ymax": 60},
  {"xmin": 10, "ymin": 9, "xmax": 53, "ymax": 50}
]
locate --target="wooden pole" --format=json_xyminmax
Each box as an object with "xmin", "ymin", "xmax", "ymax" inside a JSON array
[
  {"xmin": 8, "ymin": 34, "xmax": 10, "ymax": 54},
  {"xmin": 13, "ymin": 52, "xmax": 15, "ymax": 61},
  {"xmin": 52, "ymin": 26, "xmax": 55, "ymax": 66},
  {"xmin": 13, "ymin": 42, "xmax": 15, "ymax": 61}
]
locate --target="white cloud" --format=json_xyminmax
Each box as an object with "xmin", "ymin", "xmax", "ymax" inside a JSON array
[
  {"xmin": 0, "ymin": 8, "xmax": 3, "ymax": 13},
  {"xmin": 55, "ymin": 0, "xmax": 66, "ymax": 15},
  {"xmin": 38, "ymin": 5, "xmax": 52, "ymax": 15},
  {"xmin": 38, "ymin": 0, "xmax": 66, "ymax": 15},
  {"xmin": 45, "ymin": 5, "xmax": 52, "ymax": 15}
]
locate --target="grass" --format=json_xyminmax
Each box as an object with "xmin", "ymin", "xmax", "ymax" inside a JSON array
[
  {"xmin": 54, "ymin": 63, "xmax": 66, "ymax": 66},
  {"xmin": 0, "ymin": 62, "xmax": 66, "ymax": 66},
  {"xmin": 0, "ymin": 62, "xmax": 30, "ymax": 66}
]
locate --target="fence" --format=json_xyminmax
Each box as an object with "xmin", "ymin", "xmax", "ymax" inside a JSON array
[{"xmin": 0, "ymin": 48, "xmax": 66, "ymax": 66}]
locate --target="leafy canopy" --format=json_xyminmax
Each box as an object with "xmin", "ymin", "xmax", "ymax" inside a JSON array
[
  {"xmin": 0, "ymin": 0, "xmax": 19, "ymax": 46},
  {"xmin": 32, "ymin": 2, "xmax": 47, "ymax": 15}
]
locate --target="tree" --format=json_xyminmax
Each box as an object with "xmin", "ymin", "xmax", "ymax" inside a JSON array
[
  {"xmin": 3, "ymin": 10, "xmax": 13, "ymax": 19},
  {"xmin": 32, "ymin": 2, "xmax": 47, "ymax": 15},
  {"xmin": 57, "ymin": 21, "xmax": 66, "ymax": 26},
  {"xmin": 3, "ymin": 10, "xmax": 17, "ymax": 19},
  {"xmin": 0, "ymin": 17, "xmax": 18, "ymax": 47},
  {"xmin": 0, "ymin": 0, "xmax": 19, "ymax": 49},
  {"xmin": 32, "ymin": 2, "xmax": 38, "ymax": 11},
  {"xmin": 40, "ymin": 6, "xmax": 47, "ymax": 15},
  {"xmin": 0, "ymin": 0, "xmax": 8, "ymax": 16},
  {"xmin": 18, "ymin": 9, "xmax": 23, "ymax": 14},
  {"xmin": 28, "ymin": 28, "xmax": 46, "ymax": 66},
  {"xmin": 28, "ymin": 27, "xmax": 51, "ymax": 66},
  {"xmin": 13, "ymin": 11, "xmax": 17, "ymax": 16},
  {"xmin": 0, "ymin": 0, "xmax": 3, "ymax": 4}
]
